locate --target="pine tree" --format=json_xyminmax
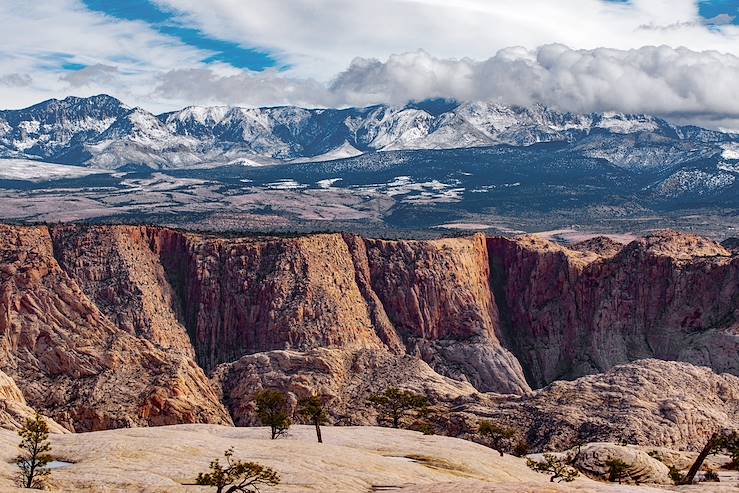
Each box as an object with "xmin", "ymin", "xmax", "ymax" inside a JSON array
[
  {"xmin": 255, "ymin": 390, "xmax": 291, "ymax": 440},
  {"xmin": 298, "ymin": 395, "xmax": 328, "ymax": 443},
  {"xmin": 15, "ymin": 413, "xmax": 52, "ymax": 489},
  {"xmin": 367, "ymin": 387, "xmax": 428, "ymax": 429}
]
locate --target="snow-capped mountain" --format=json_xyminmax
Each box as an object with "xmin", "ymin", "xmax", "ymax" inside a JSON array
[{"xmin": 0, "ymin": 95, "xmax": 737, "ymax": 170}]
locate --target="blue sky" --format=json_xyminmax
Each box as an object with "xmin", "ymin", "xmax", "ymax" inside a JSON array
[
  {"xmin": 81, "ymin": 0, "xmax": 279, "ymax": 71},
  {"xmin": 75, "ymin": 0, "xmax": 738, "ymax": 76}
]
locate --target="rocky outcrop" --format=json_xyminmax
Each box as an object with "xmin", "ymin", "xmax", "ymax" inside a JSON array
[
  {"xmin": 477, "ymin": 359, "xmax": 739, "ymax": 452},
  {"xmin": 0, "ymin": 225, "xmax": 231, "ymax": 431},
  {"xmin": 546, "ymin": 443, "xmax": 672, "ymax": 484},
  {"xmin": 0, "ymin": 369, "xmax": 67, "ymax": 433},
  {"xmin": 212, "ymin": 347, "xmax": 478, "ymax": 427},
  {"xmin": 489, "ymin": 231, "xmax": 739, "ymax": 386}
]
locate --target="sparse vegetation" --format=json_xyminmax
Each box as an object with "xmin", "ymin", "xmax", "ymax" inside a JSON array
[
  {"xmin": 478, "ymin": 421, "xmax": 515, "ymax": 457},
  {"xmin": 700, "ymin": 467, "xmax": 719, "ymax": 482},
  {"xmin": 512, "ymin": 440, "xmax": 529, "ymax": 457},
  {"xmin": 297, "ymin": 395, "xmax": 328, "ymax": 443},
  {"xmin": 196, "ymin": 447, "xmax": 279, "ymax": 493},
  {"xmin": 680, "ymin": 431, "xmax": 738, "ymax": 484},
  {"xmin": 526, "ymin": 454, "xmax": 580, "ymax": 483},
  {"xmin": 255, "ymin": 390, "xmax": 291, "ymax": 440},
  {"xmin": 367, "ymin": 387, "xmax": 428, "ymax": 429},
  {"xmin": 15, "ymin": 413, "xmax": 52, "ymax": 489},
  {"xmin": 668, "ymin": 465, "xmax": 685, "ymax": 484},
  {"xmin": 605, "ymin": 457, "xmax": 630, "ymax": 483}
]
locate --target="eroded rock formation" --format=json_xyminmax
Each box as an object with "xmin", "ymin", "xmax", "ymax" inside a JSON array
[
  {"xmin": 489, "ymin": 231, "xmax": 739, "ymax": 386},
  {"xmin": 0, "ymin": 225, "xmax": 231, "ymax": 431},
  {"xmin": 0, "ymin": 223, "xmax": 736, "ymax": 441}
]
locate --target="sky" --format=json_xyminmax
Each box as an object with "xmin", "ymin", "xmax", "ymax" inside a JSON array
[{"xmin": 1, "ymin": 0, "xmax": 738, "ymax": 129}]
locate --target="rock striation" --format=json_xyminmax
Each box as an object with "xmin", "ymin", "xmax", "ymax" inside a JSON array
[
  {"xmin": 0, "ymin": 225, "xmax": 232, "ymax": 431},
  {"xmin": 476, "ymin": 359, "xmax": 739, "ymax": 452},
  {"xmin": 0, "ymin": 223, "xmax": 737, "ymax": 438},
  {"xmin": 489, "ymin": 230, "xmax": 739, "ymax": 386}
]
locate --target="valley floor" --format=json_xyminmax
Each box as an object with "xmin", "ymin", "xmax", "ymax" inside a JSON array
[{"xmin": 0, "ymin": 425, "xmax": 735, "ymax": 493}]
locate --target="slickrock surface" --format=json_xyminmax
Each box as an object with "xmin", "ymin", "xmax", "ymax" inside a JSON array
[
  {"xmin": 0, "ymin": 425, "xmax": 694, "ymax": 493},
  {"xmin": 475, "ymin": 359, "xmax": 739, "ymax": 452},
  {"xmin": 489, "ymin": 231, "xmax": 739, "ymax": 386},
  {"xmin": 0, "ymin": 225, "xmax": 231, "ymax": 431}
]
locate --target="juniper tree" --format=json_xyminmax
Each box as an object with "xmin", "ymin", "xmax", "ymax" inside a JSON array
[
  {"xmin": 680, "ymin": 431, "xmax": 738, "ymax": 485},
  {"xmin": 478, "ymin": 421, "xmax": 515, "ymax": 457},
  {"xmin": 255, "ymin": 390, "xmax": 291, "ymax": 440},
  {"xmin": 367, "ymin": 387, "xmax": 428, "ymax": 429},
  {"xmin": 16, "ymin": 413, "xmax": 52, "ymax": 489},
  {"xmin": 527, "ymin": 454, "xmax": 580, "ymax": 483},
  {"xmin": 298, "ymin": 395, "xmax": 328, "ymax": 443},
  {"xmin": 196, "ymin": 447, "xmax": 279, "ymax": 493}
]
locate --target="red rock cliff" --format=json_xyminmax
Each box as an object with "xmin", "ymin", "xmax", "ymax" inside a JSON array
[{"xmin": 488, "ymin": 231, "xmax": 739, "ymax": 387}]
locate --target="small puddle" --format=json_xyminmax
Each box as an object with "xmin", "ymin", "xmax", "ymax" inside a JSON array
[{"xmin": 46, "ymin": 461, "xmax": 73, "ymax": 470}]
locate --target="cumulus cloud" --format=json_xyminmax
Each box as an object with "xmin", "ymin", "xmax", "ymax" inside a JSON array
[
  {"xmin": 154, "ymin": 68, "xmax": 329, "ymax": 107},
  {"xmin": 0, "ymin": 74, "xmax": 32, "ymax": 87},
  {"xmin": 151, "ymin": 0, "xmax": 739, "ymax": 78},
  {"xmin": 151, "ymin": 45, "xmax": 739, "ymax": 128},
  {"xmin": 61, "ymin": 64, "xmax": 121, "ymax": 87},
  {"xmin": 327, "ymin": 45, "xmax": 739, "ymax": 118}
]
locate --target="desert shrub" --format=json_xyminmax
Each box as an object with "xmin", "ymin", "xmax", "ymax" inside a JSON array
[
  {"xmin": 527, "ymin": 454, "xmax": 580, "ymax": 483},
  {"xmin": 668, "ymin": 465, "xmax": 685, "ymax": 484},
  {"xmin": 605, "ymin": 457, "xmax": 630, "ymax": 483},
  {"xmin": 196, "ymin": 447, "xmax": 279, "ymax": 493},
  {"xmin": 700, "ymin": 467, "xmax": 719, "ymax": 482},
  {"xmin": 478, "ymin": 421, "xmax": 515, "ymax": 457}
]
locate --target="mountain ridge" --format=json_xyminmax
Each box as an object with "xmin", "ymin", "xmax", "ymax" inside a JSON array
[{"xmin": 2, "ymin": 94, "xmax": 737, "ymax": 169}]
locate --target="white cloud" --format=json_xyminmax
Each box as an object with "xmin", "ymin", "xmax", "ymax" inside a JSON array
[
  {"xmin": 151, "ymin": 0, "xmax": 739, "ymax": 78},
  {"xmin": 151, "ymin": 45, "xmax": 739, "ymax": 130},
  {"xmin": 1, "ymin": 0, "xmax": 739, "ymax": 130}
]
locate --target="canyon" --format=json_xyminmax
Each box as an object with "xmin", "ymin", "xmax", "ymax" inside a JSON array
[{"xmin": 0, "ymin": 223, "xmax": 736, "ymax": 454}]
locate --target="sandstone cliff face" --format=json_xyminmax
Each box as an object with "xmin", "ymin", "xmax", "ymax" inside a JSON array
[
  {"xmin": 489, "ymin": 231, "xmax": 739, "ymax": 386},
  {"xmin": 147, "ymin": 230, "xmax": 529, "ymax": 394},
  {"xmin": 0, "ymin": 225, "xmax": 231, "ymax": 431},
  {"xmin": 49, "ymin": 225, "xmax": 194, "ymax": 355},
  {"xmin": 147, "ymin": 231, "xmax": 388, "ymax": 370}
]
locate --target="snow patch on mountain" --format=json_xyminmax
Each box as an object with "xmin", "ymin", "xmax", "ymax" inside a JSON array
[
  {"xmin": 721, "ymin": 143, "xmax": 739, "ymax": 160},
  {"xmin": 0, "ymin": 159, "xmax": 110, "ymax": 181},
  {"xmin": 654, "ymin": 169, "xmax": 736, "ymax": 197}
]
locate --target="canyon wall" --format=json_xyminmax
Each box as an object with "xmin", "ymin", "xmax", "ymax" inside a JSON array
[
  {"xmin": 0, "ymin": 225, "xmax": 231, "ymax": 431},
  {"xmin": 489, "ymin": 231, "xmax": 739, "ymax": 387},
  {"xmin": 0, "ymin": 224, "xmax": 736, "ymax": 435}
]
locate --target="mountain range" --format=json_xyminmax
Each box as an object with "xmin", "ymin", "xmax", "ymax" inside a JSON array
[{"xmin": 1, "ymin": 94, "xmax": 738, "ymax": 170}]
